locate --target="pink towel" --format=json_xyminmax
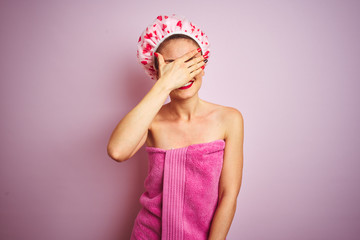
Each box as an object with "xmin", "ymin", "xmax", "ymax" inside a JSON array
[{"xmin": 130, "ymin": 139, "xmax": 226, "ymax": 240}]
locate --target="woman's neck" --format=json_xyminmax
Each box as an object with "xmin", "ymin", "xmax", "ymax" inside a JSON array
[{"xmin": 168, "ymin": 95, "xmax": 202, "ymax": 121}]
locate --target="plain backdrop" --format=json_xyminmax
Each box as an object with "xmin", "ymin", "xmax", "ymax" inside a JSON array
[{"xmin": 1, "ymin": 0, "xmax": 359, "ymax": 239}]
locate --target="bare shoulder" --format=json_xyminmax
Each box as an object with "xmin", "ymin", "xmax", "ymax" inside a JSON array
[
  {"xmin": 149, "ymin": 104, "xmax": 168, "ymax": 130},
  {"xmin": 222, "ymin": 106, "xmax": 243, "ymax": 124},
  {"xmin": 146, "ymin": 104, "xmax": 168, "ymax": 146},
  {"xmin": 206, "ymin": 102, "xmax": 243, "ymax": 137},
  {"xmin": 202, "ymin": 100, "xmax": 243, "ymax": 122},
  {"xmin": 200, "ymin": 100, "xmax": 243, "ymax": 137},
  {"xmin": 221, "ymin": 106, "xmax": 244, "ymax": 140}
]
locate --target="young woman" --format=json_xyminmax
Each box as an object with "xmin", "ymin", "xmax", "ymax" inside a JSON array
[{"xmin": 107, "ymin": 14, "xmax": 244, "ymax": 240}]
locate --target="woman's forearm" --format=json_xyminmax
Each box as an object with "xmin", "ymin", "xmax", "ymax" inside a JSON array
[
  {"xmin": 107, "ymin": 79, "xmax": 171, "ymax": 161},
  {"xmin": 208, "ymin": 196, "xmax": 237, "ymax": 240}
]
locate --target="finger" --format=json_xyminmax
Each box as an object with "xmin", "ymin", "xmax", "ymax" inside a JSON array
[
  {"xmin": 178, "ymin": 48, "xmax": 202, "ymax": 62},
  {"xmin": 185, "ymin": 55, "xmax": 204, "ymax": 68},
  {"xmin": 189, "ymin": 66, "xmax": 203, "ymax": 79},
  {"xmin": 188, "ymin": 59, "xmax": 205, "ymax": 73},
  {"xmin": 154, "ymin": 52, "xmax": 165, "ymax": 67}
]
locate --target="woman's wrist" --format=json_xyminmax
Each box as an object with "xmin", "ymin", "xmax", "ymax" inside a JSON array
[{"xmin": 153, "ymin": 77, "xmax": 173, "ymax": 95}]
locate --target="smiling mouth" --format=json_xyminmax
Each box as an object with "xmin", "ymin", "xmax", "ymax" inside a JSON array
[
  {"xmin": 178, "ymin": 80, "xmax": 194, "ymax": 89},
  {"xmin": 183, "ymin": 80, "xmax": 194, "ymax": 87}
]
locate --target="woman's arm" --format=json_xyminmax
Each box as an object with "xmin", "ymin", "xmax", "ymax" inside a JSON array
[
  {"xmin": 107, "ymin": 80, "xmax": 171, "ymax": 162},
  {"xmin": 208, "ymin": 108, "xmax": 244, "ymax": 240},
  {"xmin": 107, "ymin": 49, "xmax": 205, "ymax": 162}
]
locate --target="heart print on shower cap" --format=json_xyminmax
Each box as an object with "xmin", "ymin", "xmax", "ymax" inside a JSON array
[{"xmin": 136, "ymin": 14, "xmax": 211, "ymax": 80}]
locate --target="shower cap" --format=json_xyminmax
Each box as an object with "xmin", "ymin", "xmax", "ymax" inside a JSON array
[{"xmin": 136, "ymin": 14, "xmax": 211, "ymax": 80}]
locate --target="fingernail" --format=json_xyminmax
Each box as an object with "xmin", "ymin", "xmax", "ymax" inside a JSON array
[
  {"xmin": 204, "ymin": 59, "xmax": 208, "ymax": 63},
  {"xmin": 197, "ymin": 48, "xmax": 201, "ymax": 52},
  {"xmin": 203, "ymin": 55, "xmax": 209, "ymax": 59},
  {"xmin": 154, "ymin": 52, "xmax": 158, "ymax": 57},
  {"xmin": 201, "ymin": 66, "xmax": 205, "ymax": 69}
]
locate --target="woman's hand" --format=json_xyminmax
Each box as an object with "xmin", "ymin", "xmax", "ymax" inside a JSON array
[{"xmin": 155, "ymin": 48, "xmax": 205, "ymax": 91}]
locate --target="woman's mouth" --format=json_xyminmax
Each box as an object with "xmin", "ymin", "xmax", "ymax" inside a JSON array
[{"xmin": 178, "ymin": 80, "xmax": 194, "ymax": 90}]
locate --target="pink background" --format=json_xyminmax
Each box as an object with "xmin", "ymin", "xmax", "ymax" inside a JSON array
[{"xmin": 1, "ymin": 0, "xmax": 359, "ymax": 239}]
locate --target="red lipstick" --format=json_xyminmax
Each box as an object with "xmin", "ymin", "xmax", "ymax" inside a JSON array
[{"xmin": 178, "ymin": 80, "xmax": 194, "ymax": 90}]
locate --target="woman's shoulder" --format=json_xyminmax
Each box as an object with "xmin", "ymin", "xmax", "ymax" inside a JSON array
[
  {"xmin": 148, "ymin": 102, "xmax": 174, "ymax": 130},
  {"xmin": 203, "ymin": 101, "xmax": 244, "ymax": 142},
  {"xmin": 201, "ymin": 100, "xmax": 243, "ymax": 119}
]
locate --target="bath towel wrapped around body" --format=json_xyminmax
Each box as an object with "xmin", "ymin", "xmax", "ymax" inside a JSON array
[{"xmin": 130, "ymin": 139, "xmax": 226, "ymax": 240}]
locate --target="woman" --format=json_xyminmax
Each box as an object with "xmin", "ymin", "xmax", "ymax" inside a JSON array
[{"xmin": 107, "ymin": 14, "xmax": 244, "ymax": 240}]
